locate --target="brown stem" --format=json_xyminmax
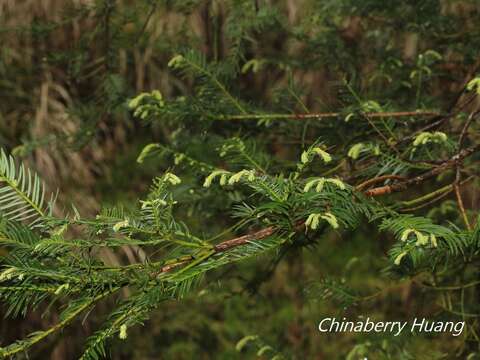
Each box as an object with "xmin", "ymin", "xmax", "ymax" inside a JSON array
[
  {"xmin": 397, "ymin": 96, "xmax": 477, "ymax": 147},
  {"xmin": 364, "ymin": 145, "xmax": 480, "ymax": 196},
  {"xmin": 453, "ymin": 110, "xmax": 479, "ymax": 230},
  {"xmin": 454, "ymin": 181, "xmax": 472, "ymax": 230},
  {"xmin": 156, "ymin": 224, "xmax": 300, "ymax": 275},
  {"xmin": 213, "ymin": 225, "xmax": 276, "ymax": 252},
  {"xmin": 355, "ymin": 175, "xmax": 406, "ymax": 191},
  {"xmin": 221, "ymin": 110, "xmax": 441, "ymax": 121},
  {"xmin": 459, "ymin": 111, "xmax": 480, "ymax": 149}
]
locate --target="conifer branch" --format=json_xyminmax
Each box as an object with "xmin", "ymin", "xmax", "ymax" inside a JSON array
[
  {"xmin": 157, "ymin": 145, "xmax": 480, "ymax": 276},
  {"xmin": 180, "ymin": 55, "xmax": 247, "ymax": 115},
  {"xmin": 0, "ymin": 287, "xmax": 120, "ymax": 358},
  {"xmin": 2, "ymin": 2, "xmax": 480, "ymax": 357}
]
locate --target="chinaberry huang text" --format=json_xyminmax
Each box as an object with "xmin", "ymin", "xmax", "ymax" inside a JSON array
[{"xmin": 318, "ymin": 317, "xmax": 464, "ymax": 337}]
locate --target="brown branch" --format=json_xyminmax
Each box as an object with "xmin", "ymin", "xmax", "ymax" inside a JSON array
[
  {"xmin": 364, "ymin": 144, "xmax": 480, "ymax": 197},
  {"xmin": 154, "ymin": 227, "xmax": 275, "ymax": 275},
  {"xmin": 459, "ymin": 110, "xmax": 480, "ymax": 149},
  {"xmin": 156, "ymin": 224, "xmax": 300, "ymax": 276},
  {"xmin": 160, "ymin": 259, "xmax": 192, "ymax": 273},
  {"xmin": 396, "ymin": 95, "xmax": 478, "ymax": 147},
  {"xmin": 355, "ymin": 175, "xmax": 406, "ymax": 191},
  {"xmin": 219, "ymin": 110, "xmax": 441, "ymax": 121},
  {"xmin": 454, "ymin": 181, "xmax": 471, "ymax": 230},
  {"xmin": 445, "ymin": 58, "xmax": 480, "ymax": 113},
  {"xmin": 453, "ymin": 111, "xmax": 479, "ymax": 230},
  {"xmin": 213, "ymin": 225, "xmax": 276, "ymax": 252}
]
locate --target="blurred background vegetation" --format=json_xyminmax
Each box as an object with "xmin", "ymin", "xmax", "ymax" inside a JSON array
[{"xmin": 1, "ymin": 0, "xmax": 479, "ymax": 358}]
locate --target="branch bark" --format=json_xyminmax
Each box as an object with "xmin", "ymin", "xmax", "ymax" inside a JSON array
[
  {"xmin": 364, "ymin": 144, "xmax": 480, "ymax": 196},
  {"xmin": 217, "ymin": 110, "xmax": 441, "ymax": 121}
]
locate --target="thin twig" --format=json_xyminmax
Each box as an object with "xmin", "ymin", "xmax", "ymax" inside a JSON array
[
  {"xmin": 397, "ymin": 95, "xmax": 478, "ymax": 147},
  {"xmin": 399, "ymin": 176, "xmax": 474, "ymax": 212},
  {"xmin": 216, "ymin": 110, "xmax": 440, "ymax": 121},
  {"xmin": 454, "ymin": 179, "xmax": 471, "ymax": 230},
  {"xmin": 134, "ymin": 2, "xmax": 157, "ymax": 43},
  {"xmin": 0, "ymin": 288, "xmax": 119, "ymax": 357},
  {"xmin": 355, "ymin": 175, "xmax": 406, "ymax": 191},
  {"xmin": 459, "ymin": 110, "xmax": 480, "ymax": 149},
  {"xmin": 454, "ymin": 110, "xmax": 479, "ymax": 230},
  {"xmin": 364, "ymin": 144, "xmax": 480, "ymax": 197}
]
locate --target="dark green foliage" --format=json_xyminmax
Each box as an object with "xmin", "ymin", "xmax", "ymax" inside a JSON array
[{"xmin": 1, "ymin": 0, "xmax": 480, "ymax": 359}]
